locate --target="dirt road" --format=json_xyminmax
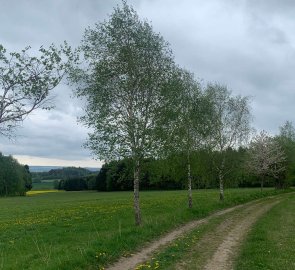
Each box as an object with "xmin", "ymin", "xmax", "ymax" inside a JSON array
[
  {"xmin": 202, "ymin": 200, "xmax": 279, "ymax": 270},
  {"xmin": 106, "ymin": 198, "xmax": 280, "ymax": 270}
]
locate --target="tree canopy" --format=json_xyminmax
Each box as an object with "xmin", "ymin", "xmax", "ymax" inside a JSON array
[
  {"xmin": 0, "ymin": 42, "xmax": 73, "ymax": 137},
  {"xmin": 204, "ymin": 83, "xmax": 252, "ymax": 200},
  {"xmin": 0, "ymin": 153, "xmax": 32, "ymax": 196},
  {"xmin": 246, "ymin": 131, "xmax": 286, "ymax": 190}
]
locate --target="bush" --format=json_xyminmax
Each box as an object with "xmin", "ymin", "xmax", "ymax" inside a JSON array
[
  {"xmin": 0, "ymin": 153, "xmax": 32, "ymax": 196},
  {"xmin": 56, "ymin": 174, "xmax": 98, "ymax": 191}
]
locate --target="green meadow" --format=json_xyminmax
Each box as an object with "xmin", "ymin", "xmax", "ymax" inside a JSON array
[
  {"xmin": 235, "ymin": 194, "xmax": 295, "ymax": 270},
  {"xmin": 0, "ymin": 189, "xmax": 292, "ymax": 270}
]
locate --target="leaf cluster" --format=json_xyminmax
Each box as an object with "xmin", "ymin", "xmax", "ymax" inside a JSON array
[{"xmin": 0, "ymin": 42, "xmax": 74, "ymax": 137}]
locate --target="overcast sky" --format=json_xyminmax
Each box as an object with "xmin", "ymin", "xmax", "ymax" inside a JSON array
[{"xmin": 1, "ymin": 0, "xmax": 294, "ymax": 167}]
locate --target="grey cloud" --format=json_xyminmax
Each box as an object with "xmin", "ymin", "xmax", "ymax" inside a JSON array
[
  {"xmin": 1, "ymin": 0, "xmax": 295, "ymax": 163},
  {"xmin": 246, "ymin": 0, "xmax": 295, "ymax": 15},
  {"xmin": 0, "ymin": 0, "xmax": 119, "ymax": 50},
  {"xmin": 0, "ymin": 110, "xmax": 90, "ymax": 160}
]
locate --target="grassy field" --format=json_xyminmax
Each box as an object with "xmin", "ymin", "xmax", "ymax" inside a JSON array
[
  {"xmin": 235, "ymin": 193, "xmax": 295, "ymax": 270},
  {"xmin": 0, "ymin": 188, "xmax": 292, "ymax": 270}
]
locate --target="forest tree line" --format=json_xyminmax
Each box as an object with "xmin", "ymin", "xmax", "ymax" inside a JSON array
[
  {"xmin": 56, "ymin": 120, "xmax": 295, "ymax": 192},
  {"xmin": 0, "ymin": 153, "xmax": 32, "ymax": 196},
  {"xmin": 32, "ymin": 167, "xmax": 97, "ymax": 182}
]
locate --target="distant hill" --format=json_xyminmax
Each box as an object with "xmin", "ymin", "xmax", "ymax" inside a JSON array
[
  {"xmin": 29, "ymin": 166, "xmax": 100, "ymax": 173},
  {"xmin": 30, "ymin": 166, "xmax": 62, "ymax": 172},
  {"xmin": 30, "ymin": 166, "xmax": 100, "ymax": 183}
]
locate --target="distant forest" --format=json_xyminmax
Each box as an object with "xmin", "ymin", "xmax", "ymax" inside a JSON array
[
  {"xmin": 94, "ymin": 146, "xmax": 295, "ymax": 192},
  {"xmin": 32, "ymin": 167, "xmax": 97, "ymax": 182},
  {"xmin": 54, "ymin": 141, "xmax": 295, "ymax": 192}
]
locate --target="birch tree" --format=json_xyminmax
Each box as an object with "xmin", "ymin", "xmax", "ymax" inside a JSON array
[
  {"xmin": 0, "ymin": 43, "xmax": 72, "ymax": 137},
  {"xmin": 247, "ymin": 131, "xmax": 286, "ymax": 190},
  {"xmin": 276, "ymin": 121, "xmax": 295, "ymax": 187},
  {"xmin": 69, "ymin": 2, "xmax": 174, "ymax": 225},
  {"xmin": 279, "ymin": 121, "xmax": 295, "ymax": 141},
  {"xmin": 161, "ymin": 68, "xmax": 212, "ymax": 208},
  {"xmin": 204, "ymin": 83, "xmax": 251, "ymax": 200}
]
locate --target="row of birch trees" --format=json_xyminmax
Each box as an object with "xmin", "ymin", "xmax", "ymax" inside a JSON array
[{"xmin": 68, "ymin": 2, "xmax": 255, "ymax": 225}]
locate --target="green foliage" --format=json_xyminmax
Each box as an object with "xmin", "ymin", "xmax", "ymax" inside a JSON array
[
  {"xmin": 0, "ymin": 153, "xmax": 32, "ymax": 196},
  {"xmin": 53, "ymin": 179, "xmax": 60, "ymax": 189},
  {"xmin": 70, "ymin": 1, "xmax": 175, "ymax": 162},
  {"xmin": 204, "ymin": 83, "xmax": 252, "ymax": 151},
  {"xmin": 57, "ymin": 174, "xmax": 97, "ymax": 191},
  {"xmin": 60, "ymin": 177, "xmax": 87, "ymax": 191},
  {"xmin": 0, "ymin": 42, "xmax": 74, "ymax": 137},
  {"xmin": 95, "ymin": 148, "xmax": 268, "ymax": 192},
  {"xmin": 96, "ymin": 158, "xmax": 184, "ymax": 191},
  {"xmin": 203, "ymin": 83, "xmax": 252, "ymax": 200},
  {"xmin": 157, "ymin": 68, "xmax": 203, "ymax": 152},
  {"xmin": 275, "ymin": 121, "xmax": 295, "ymax": 187}
]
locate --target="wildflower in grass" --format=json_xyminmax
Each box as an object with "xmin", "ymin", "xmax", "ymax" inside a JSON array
[
  {"xmin": 154, "ymin": 261, "xmax": 160, "ymax": 269},
  {"xmin": 96, "ymin": 252, "xmax": 107, "ymax": 259},
  {"xmin": 135, "ymin": 263, "xmax": 151, "ymax": 270}
]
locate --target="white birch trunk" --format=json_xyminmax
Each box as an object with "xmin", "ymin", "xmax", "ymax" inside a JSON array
[
  {"xmin": 188, "ymin": 161, "xmax": 193, "ymax": 208},
  {"xmin": 219, "ymin": 174, "xmax": 224, "ymax": 201},
  {"xmin": 133, "ymin": 159, "xmax": 141, "ymax": 226}
]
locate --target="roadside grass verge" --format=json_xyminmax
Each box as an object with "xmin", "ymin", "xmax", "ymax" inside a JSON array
[
  {"xmin": 0, "ymin": 188, "xmax": 292, "ymax": 269},
  {"xmin": 234, "ymin": 193, "xmax": 295, "ymax": 270}
]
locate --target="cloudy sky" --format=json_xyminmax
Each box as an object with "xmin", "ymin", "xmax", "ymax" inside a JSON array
[{"xmin": 0, "ymin": 0, "xmax": 294, "ymax": 167}]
